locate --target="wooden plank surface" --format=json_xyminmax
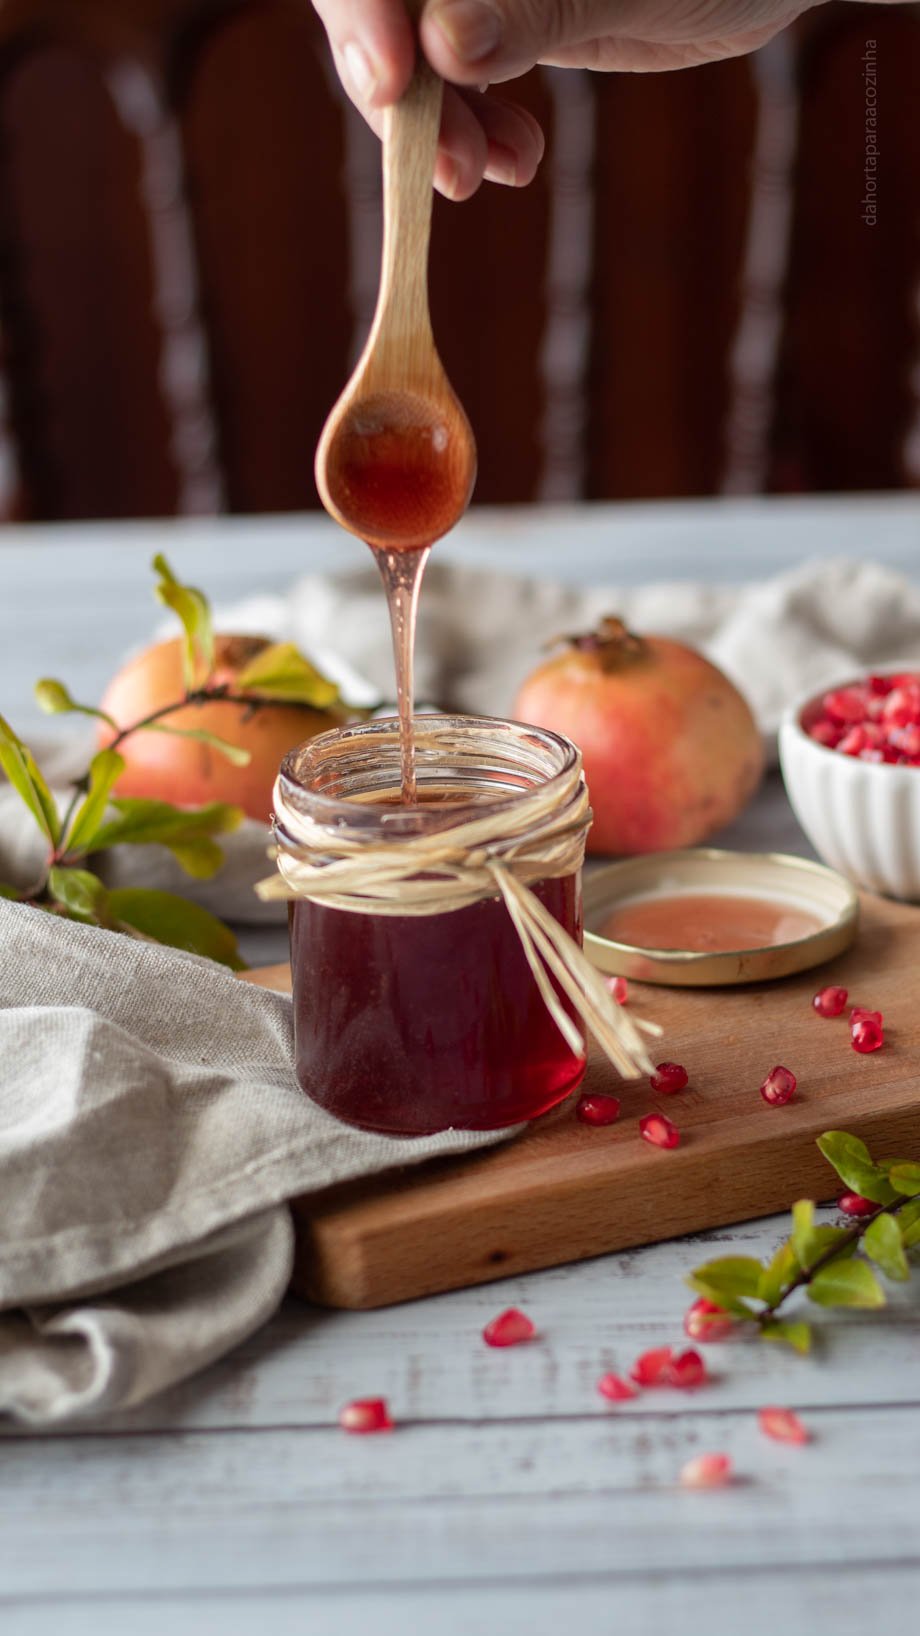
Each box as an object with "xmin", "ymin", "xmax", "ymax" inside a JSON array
[{"xmin": 242, "ymin": 893, "xmax": 918, "ymax": 1309}]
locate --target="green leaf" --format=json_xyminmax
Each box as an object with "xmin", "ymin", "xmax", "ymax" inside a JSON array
[
  {"xmin": 64, "ymin": 750, "xmax": 125, "ymax": 854},
  {"xmin": 808, "ymin": 1259, "xmax": 886, "ymax": 1309},
  {"xmin": 899, "ymin": 1199, "xmax": 920, "ymax": 1250},
  {"xmin": 790, "ymin": 1200, "xmax": 853, "ymax": 1272},
  {"xmin": 863, "ymin": 1212, "xmax": 910, "ymax": 1281},
  {"xmin": 0, "ymin": 713, "xmax": 61, "ymax": 845},
  {"xmin": 686, "ymin": 1256, "xmax": 764, "ymax": 1300},
  {"xmin": 34, "ymin": 678, "xmax": 116, "ymax": 729},
  {"xmin": 816, "ymin": 1131, "xmax": 898, "ymax": 1205},
  {"xmin": 145, "ymin": 723, "xmax": 251, "ymax": 767},
  {"xmin": 91, "ymin": 798, "xmax": 243, "ymax": 879},
  {"xmin": 153, "ymin": 554, "xmax": 214, "ymax": 688},
  {"xmin": 760, "ymin": 1319, "xmax": 812, "ymax": 1355},
  {"xmin": 105, "ymin": 887, "xmax": 245, "ymax": 971},
  {"xmin": 234, "ymin": 641, "xmax": 340, "ymax": 709},
  {"xmin": 758, "ymin": 1239, "xmax": 799, "ymax": 1304},
  {"xmin": 888, "ymin": 1163, "xmax": 920, "ymax": 1197},
  {"xmin": 0, "ymin": 882, "xmax": 20, "ymax": 900},
  {"xmin": 47, "ymin": 866, "xmax": 105, "ymax": 920}
]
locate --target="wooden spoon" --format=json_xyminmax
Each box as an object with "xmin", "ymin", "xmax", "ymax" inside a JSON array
[{"xmin": 314, "ymin": 33, "xmax": 477, "ymax": 552}]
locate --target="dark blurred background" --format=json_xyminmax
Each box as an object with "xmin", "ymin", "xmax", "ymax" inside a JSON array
[{"xmin": 0, "ymin": 0, "xmax": 916, "ymax": 522}]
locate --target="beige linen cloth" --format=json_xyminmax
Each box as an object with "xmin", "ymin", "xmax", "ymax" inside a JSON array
[{"xmin": 2, "ymin": 554, "xmax": 919, "ymax": 1427}]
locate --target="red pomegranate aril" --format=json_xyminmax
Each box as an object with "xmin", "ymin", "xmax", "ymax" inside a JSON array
[
  {"xmin": 808, "ymin": 718, "xmax": 843, "ymax": 749},
  {"xmin": 608, "ymin": 976, "xmax": 629, "ymax": 1005},
  {"xmin": 630, "ymin": 1345, "xmax": 674, "ymax": 1386},
  {"xmin": 888, "ymin": 723, "xmax": 920, "ymax": 756},
  {"xmin": 576, "ymin": 1093, "xmax": 622, "ymax": 1127},
  {"xmin": 851, "ymin": 1018, "xmax": 884, "ymax": 1053},
  {"xmin": 684, "ymin": 1298, "xmax": 736, "ymax": 1342},
  {"xmin": 482, "ymin": 1308, "xmax": 536, "ymax": 1348},
  {"xmin": 759, "ymin": 1065, "xmax": 797, "ymax": 1106},
  {"xmin": 838, "ymin": 726, "xmax": 871, "ymax": 756},
  {"xmin": 650, "ymin": 1061, "xmax": 689, "ymax": 1094},
  {"xmin": 812, "ymin": 986, "xmax": 848, "ymax": 1018},
  {"xmin": 882, "ymin": 685, "xmax": 920, "ymax": 728},
  {"xmin": 680, "ymin": 1452, "xmax": 733, "ymax": 1489},
  {"xmin": 823, "ymin": 687, "xmax": 868, "ymax": 724},
  {"xmin": 758, "ymin": 1406, "xmax": 809, "ymax": 1445},
  {"xmin": 850, "ymin": 1007, "xmax": 882, "ymax": 1027},
  {"xmin": 640, "ymin": 1112, "xmax": 680, "ymax": 1149},
  {"xmin": 838, "ymin": 1192, "xmax": 878, "ymax": 1217},
  {"xmin": 339, "ymin": 1397, "xmax": 394, "ymax": 1434},
  {"xmin": 597, "ymin": 1372, "xmax": 637, "ymax": 1402},
  {"xmin": 868, "ymin": 673, "xmax": 895, "ymax": 696},
  {"xmin": 666, "ymin": 1348, "xmax": 708, "ymax": 1389}
]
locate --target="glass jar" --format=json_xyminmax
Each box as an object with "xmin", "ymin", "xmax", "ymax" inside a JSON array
[{"xmin": 273, "ymin": 714, "xmax": 589, "ymax": 1136}]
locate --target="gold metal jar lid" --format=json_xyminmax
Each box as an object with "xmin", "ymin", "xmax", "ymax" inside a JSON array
[{"xmin": 583, "ymin": 848, "xmax": 859, "ymax": 988}]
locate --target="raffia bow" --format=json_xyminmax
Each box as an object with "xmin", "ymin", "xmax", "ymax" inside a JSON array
[{"xmin": 257, "ymin": 758, "xmax": 659, "ymax": 1079}]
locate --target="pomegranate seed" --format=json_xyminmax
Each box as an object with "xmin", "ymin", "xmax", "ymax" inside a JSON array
[
  {"xmin": 851, "ymin": 1018, "xmax": 884, "ymax": 1053},
  {"xmin": 850, "ymin": 1007, "xmax": 882, "ymax": 1027},
  {"xmin": 838, "ymin": 726, "xmax": 870, "ymax": 755},
  {"xmin": 630, "ymin": 1345, "xmax": 674, "ymax": 1386},
  {"xmin": 684, "ymin": 1298, "xmax": 735, "ymax": 1342},
  {"xmin": 576, "ymin": 1093, "xmax": 622, "ymax": 1127},
  {"xmin": 812, "ymin": 986, "xmax": 848, "ymax": 1018},
  {"xmin": 482, "ymin": 1308, "xmax": 536, "ymax": 1348},
  {"xmin": 868, "ymin": 673, "xmax": 895, "ymax": 696},
  {"xmin": 823, "ymin": 687, "xmax": 867, "ymax": 724},
  {"xmin": 758, "ymin": 1406, "xmax": 809, "ymax": 1445},
  {"xmin": 808, "ymin": 717, "xmax": 843, "ymax": 748},
  {"xmin": 759, "ymin": 1065, "xmax": 797, "ymax": 1106},
  {"xmin": 597, "ymin": 1372, "xmax": 637, "ymax": 1402},
  {"xmin": 888, "ymin": 723, "xmax": 920, "ymax": 756},
  {"xmin": 339, "ymin": 1398, "xmax": 394, "ymax": 1434},
  {"xmin": 607, "ymin": 976, "xmax": 629, "ymax": 1005},
  {"xmin": 650, "ymin": 1061, "xmax": 689, "ymax": 1094},
  {"xmin": 666, "ymin": 1348, "xmax": 708, "ymax": 1389},
  {"xmin": 838, "ymin": 1192, "xmax": 878, "ymax": 1217},
  {"xmin": 640, "ymin": 1112, "xmax": 680, "ymax": 1149},
  {"xmin": 883, "ymin": 685, "xmax": 920, "ymax": 728},
  {"xmin": 680, "ymin": 1453, "xmax": 733, "ymax": 1489}
]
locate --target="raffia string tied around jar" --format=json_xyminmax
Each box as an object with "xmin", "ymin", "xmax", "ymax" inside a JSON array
[{"xmin": 258, "ymin": 737, "xmax": 659, "ymax": 1080}]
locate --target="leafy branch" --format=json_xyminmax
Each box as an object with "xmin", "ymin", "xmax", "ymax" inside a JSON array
[
  {"xmin": 0, "ymin": 555, "xmax": 343, "ymax": 968},
  {"xmin": 688, "ymin": 1132, "xmax": 920, "ymax": 1354}
]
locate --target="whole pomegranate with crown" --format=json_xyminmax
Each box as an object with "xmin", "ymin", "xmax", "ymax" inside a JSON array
[{"xmin": 513, "ymin": 617, "xmax": 764, "ymax": 855}]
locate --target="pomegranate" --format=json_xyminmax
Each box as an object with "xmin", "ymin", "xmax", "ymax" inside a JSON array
[
  {"xmin": 513, "ymin": 617, "xmax": 764, "ymax": 855},
  {"xmin": 98, "ymin": 635, "xmax": 353, "ymax": 823}
]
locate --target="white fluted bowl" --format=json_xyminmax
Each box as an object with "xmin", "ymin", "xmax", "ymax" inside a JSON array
[{"xmin": 779, "ymin": 683, "xmax": 920, "ymax": 901}]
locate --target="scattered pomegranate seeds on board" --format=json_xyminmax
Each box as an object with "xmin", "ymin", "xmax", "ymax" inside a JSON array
[
  {"xmin": 666, "ymin": 1349, "xmax": 708, "ymax": 1389},
  {"xmin": 630, "ymin": 1346, "xmax": 674, "ymax": 1386},
  {"xmin": 608, "ymin": 976, "xmax": 629, "ymax": 1004},
  {"xmin": 851, "ymin": 1019, "xmax": 884, "ymax": 1053},
  {"xmin": 640, "ymin": 1112, "xmax": 680, "ymax": 1149},
  {"xmin": 838, "ymin": 1192, "xmax": 878, "ymax": 1217},
  {"xmin": 759, "ymin": 1065, "xmax": 797, "ymax": 1106},
  {"xmin": 650, "ymin": 1061, "xmax": 689, "ymax": 1094},
  {"xmin": 576, "ymin": 1093, "xmax": 622, "ymax": 1127},
  {"xmin": 812, "ymin": 986, "xmax": 848, "ymax": 1018},
  {"xmin": 339, "ymin": 1398, "xmax": 394, "ymax": 1434},
  {"xmin": 684, "ymin": 1299, "xmax": 736, "ymax": 1342},
  {"xmin": 482, "ymin": 1308, "xmax": 536, "ymax": 1348},
  {"xmin": 680, "ymin": 1453, "xmax": 733, "ymax": 1489},
  {"xmin": 758, "ymin": 1406, "xmax": 809, "ymax": 1445},
  {"xmin": 597, "ymin": 1373, "xmax": 637, "ymax": 1402}
]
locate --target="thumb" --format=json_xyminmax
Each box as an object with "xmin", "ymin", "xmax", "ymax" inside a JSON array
[{"xmin": 420, "ymin": 0, "xmax": 593, "ymax": 82}]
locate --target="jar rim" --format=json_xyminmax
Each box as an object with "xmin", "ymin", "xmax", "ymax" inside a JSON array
[{"xmin": 274, "ymin": 713, "xmax": 581, "ymax": 844}]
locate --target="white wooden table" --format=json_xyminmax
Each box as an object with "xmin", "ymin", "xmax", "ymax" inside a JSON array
[{"xmin": 2, "ymin": 496, "xmax": 919, "ymax": 1635}]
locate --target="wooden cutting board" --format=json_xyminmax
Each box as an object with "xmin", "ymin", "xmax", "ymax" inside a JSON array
[{"xmin": 242, "ymin": 892, "xmax": 919, "ymax": 1310}]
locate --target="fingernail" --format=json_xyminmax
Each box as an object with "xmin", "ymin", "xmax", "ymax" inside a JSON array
[
  {"xmin": 437, "ymin": 157, "xmax": 461, "ymax": 199},
  {"xmin": 343, "ymin": 40, "xmax": 378, "ymax": 101},
  {"xmin": 429, "ymin": 0, "xmax": 503, "ymax": 64},
  {"xmin": 484, "ymin": 143, "xmax": 517, "ymax": 186}
]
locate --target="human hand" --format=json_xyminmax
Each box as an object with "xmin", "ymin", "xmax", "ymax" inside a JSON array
[{"xmin": 310, "ymin": 0, "xmax": 819, "ymax": 199}]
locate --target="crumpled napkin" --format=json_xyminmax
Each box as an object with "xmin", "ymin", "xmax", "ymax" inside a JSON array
[
  {"xmin": 3, "ymin": 556, "xmax": 918, "ymax": 925},
  {"xmin": 0, "ymin": 900, "xmax": 514, "ymax": 1425}
]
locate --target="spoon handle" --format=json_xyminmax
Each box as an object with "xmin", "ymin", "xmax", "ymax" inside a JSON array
[{"xmin": 370, "ymin": 45, "xmax": 443, "ymax": 385}]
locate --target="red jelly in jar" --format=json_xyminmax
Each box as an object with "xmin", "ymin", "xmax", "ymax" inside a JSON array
[{"xmin": 273, "ymin": 716, "xmax": 589, "ymax": 1136}]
